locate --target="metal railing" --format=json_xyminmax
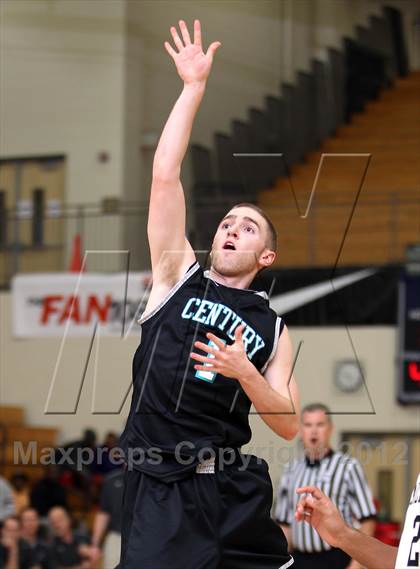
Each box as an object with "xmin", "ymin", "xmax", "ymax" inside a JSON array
[
  {"xmin": 0, "ymin": 194, "xmax": 419, "ymax": 288},
  {"xmin": 0, "ymin": 201, "xmax": 149, "ymax": 287}
]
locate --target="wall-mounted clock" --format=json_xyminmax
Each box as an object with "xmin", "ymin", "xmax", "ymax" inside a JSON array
[{"xmin": 334, "ymin": 360, "xmax": 364, "ymax": 393}]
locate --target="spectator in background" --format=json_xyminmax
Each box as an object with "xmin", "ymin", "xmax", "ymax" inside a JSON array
[
  {"xmin": 31, "ymin": 466, "xmax": 67, "ymax": 517},
  {"xmin": 20, "ymin": 508, "xmax": 51, "ymax": 569},
  {"xmin": 48, "ymin": 507, "xmax": 94, "ymax": 569},
  {"xmin": 90, "ymin": 459, "xmax": 124, "ymax": 569},
  {"xmin": 275, "ymin": 403, "xmax": 376, "ymax": 569},
  {"xmin": 0, "ymin": 516, "xmax": 39, "ymax": 569},
  {"xmin": 55, "ymin": 429, "xmax": 97, "ymax": 501},
  {"xmin": 93, "ymin": 432, "xmax": 120, "ymax": 475},
  {"xmin": 90, "ymin": 432, "xmax": 122, "ymax": 504},
  {"xmin": 10, "ymin": 472, "xmax": 30, "ymax": 515},
  {"xmin": 0, "ymin": 477, "xmax": 15, "ymax": 522}
]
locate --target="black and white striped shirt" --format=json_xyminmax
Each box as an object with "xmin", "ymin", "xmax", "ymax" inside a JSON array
[{"xmin": 275, "ymin": 450, "xmax": 377, "ymax": 553}]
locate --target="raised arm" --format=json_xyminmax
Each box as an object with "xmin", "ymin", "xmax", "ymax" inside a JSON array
[{"xmin": 148, "ymin": 20, "xmax": 221, "ymax": 285}]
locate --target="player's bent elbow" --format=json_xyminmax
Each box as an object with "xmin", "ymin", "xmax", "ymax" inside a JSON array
[
  {"xmin": 283, "ymin": 428, "xmax": 298, "ymax": 441},
  {"xmin": 278, "ymin": 431, "xmax": 295, "ymax": 441},
  {"xmin": 282, "ymin": 420, "xmax": 299, "ymax": 441}
]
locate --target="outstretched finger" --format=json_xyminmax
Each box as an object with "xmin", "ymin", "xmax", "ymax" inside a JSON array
[
  {"xmin": 193, "ymin": 19, "xmax": 202, "ymax": 46},
  {"xmin": 190, "ymin": 352, "xmax": 215, "ymax": 364},
  {"xmin": 206, "ymin": 332, "xmax": 225, "ymax": 350},
  {"xmin": 194, "ymin": 363, "xmax": 216, "ymax": 372},
  {"xmin": 206, "ymin": 41, "xmax": 221, "ymax": 60},
  {"xmin": 296, "ymin": 486, "xmax": 324, "ymax": 501},
  {"xmin": 234, "ymin": 324, "xmax": 245, "ymax": 343},
  {"xmin": 170, "ymin": 25, "xmax": 184, "ymax": 52},
  {"xmin": 164, "ymin": 41, "xmax": 177, "ymax": 60},
  {"xmin": 194, "ymin": 340, "xmax": 216, "ymax": 354},
  {"xmin": 179, "ymin": 20, "xmax": 191, "ymax": 45}
]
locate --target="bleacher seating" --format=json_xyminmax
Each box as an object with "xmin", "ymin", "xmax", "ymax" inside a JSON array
[
  {"xmin": 0, "ymin": 405, "xmax": 58, "ymax": 480},
  {"xmin": 0, "ymin": 405, "xmax": 100, "ymax": 528},
  {"xmin": 259, "ymin": 72, "xmax": 420, "ymax": 267},
  {"xmin": 190, "ymin": 6, "xmax": 418, "ymax": 266}
]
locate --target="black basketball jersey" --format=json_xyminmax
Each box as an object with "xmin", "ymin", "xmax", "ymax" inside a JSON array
[{"xmin": 119, "ymin": 261, "xmax": 284, "ymax": 481}]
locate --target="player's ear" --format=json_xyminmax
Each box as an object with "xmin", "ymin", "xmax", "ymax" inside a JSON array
[{"xmin": 259, "ymin": 249, "xmax": 275, "ymax": 268}]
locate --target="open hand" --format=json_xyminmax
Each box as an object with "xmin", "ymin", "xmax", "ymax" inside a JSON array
[
  {"xmin": 190, "ymin": 324, "xmax": 254, "ymax": 381},
  {"xmin": 165, "ymin": 20, "xmax": 221, "ymax": 85}
]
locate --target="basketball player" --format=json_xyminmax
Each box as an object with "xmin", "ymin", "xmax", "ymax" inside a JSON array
[
  {"xmin": 295, "ymin": 474, "xmax": 420, "ymax": 569},
  {"xmin": 117, "ymin": 20, "xmax": 300, "ymax": 569}
]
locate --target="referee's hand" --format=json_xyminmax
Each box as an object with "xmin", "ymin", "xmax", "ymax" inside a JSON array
[{"xmin": 295, "ymin": 485, "xmax": 346, "ymax": 548}]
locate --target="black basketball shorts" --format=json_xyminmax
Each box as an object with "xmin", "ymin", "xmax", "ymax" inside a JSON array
[{"xmin": 116, "ymin": 455, "xmax": 293, "ymax": 569}]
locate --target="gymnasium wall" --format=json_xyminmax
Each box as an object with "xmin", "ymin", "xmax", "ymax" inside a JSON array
[
  {"xmin": 131, "ymin": 0, "xmax": 407, "ymax": 195},
  {"xmin": 1, "ymin": 290, "xmax": 418, "ymax": 475},
  {"xmin": 248, "ymin": 326, "xmax": 420, "ymax": 489},
  {"xmin": 2, "ymin": 0, "xmax": 418, "ymax": 207},
  {"xmin": 0, "ymin": 0, "xmax": 127, "ymax": 205},
  {"xmin": 134, "ymin": 0, "xmax": 418, "ymax": 150}
]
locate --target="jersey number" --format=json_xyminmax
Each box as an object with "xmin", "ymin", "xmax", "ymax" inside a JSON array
[
  {"xmin": 194, "ymin": 339, "xmax": 226, "ymax": 383},
  {"xmin": 408, "ymin": 515, "xmax": 420, "ymax": 567}
]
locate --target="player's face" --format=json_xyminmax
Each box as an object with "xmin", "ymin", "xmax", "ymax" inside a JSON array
[
  {"xmin": 300, "ymin": 410, "xmax": 333, "ymax": 456},
  {"xmin": 210, "ymin": 206, "xmax": 274, "ymax": 276}
]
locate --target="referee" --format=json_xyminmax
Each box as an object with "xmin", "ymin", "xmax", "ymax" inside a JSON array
[{"xmin": 275, "ymin": 403, "xmax": 376, "ymax": 569}]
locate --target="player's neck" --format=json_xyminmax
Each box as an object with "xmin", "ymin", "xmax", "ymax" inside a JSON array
[{"xmin": 208, "ymin": 266, "xmax": 255, "ymax": 290}]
